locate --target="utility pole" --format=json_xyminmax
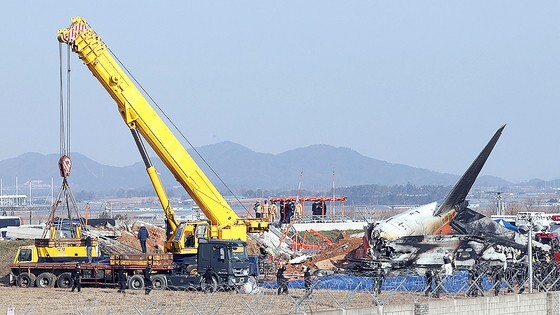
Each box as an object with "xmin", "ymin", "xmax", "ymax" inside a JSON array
[
  {"xmin": 496, "ymin": 192, "xmax": 503, "ymax": 216},
  {"xmin": 528, "ymin": 217, "xmax": 533, "ymax": 294}
]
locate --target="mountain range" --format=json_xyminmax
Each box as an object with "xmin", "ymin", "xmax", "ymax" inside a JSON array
[{"xmin": 0, "ymin": 141, "xmax": 512, "ymax": 193}]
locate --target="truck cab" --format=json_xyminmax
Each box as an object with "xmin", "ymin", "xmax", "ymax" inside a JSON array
[
  {"xmin": 197, "ymin": 239, "xmax": 250, "ymax": 287},
  {"xmin": 165, "ymin": 238, "xmax": 250, "ymax": 291}
]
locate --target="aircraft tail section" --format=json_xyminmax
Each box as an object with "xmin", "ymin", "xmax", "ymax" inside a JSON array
[{"xmin": 433, "ymin": 124, "xmax": 506, "ymax": 216}]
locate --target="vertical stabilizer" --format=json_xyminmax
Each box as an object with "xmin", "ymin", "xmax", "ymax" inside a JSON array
[{"xmin": 433, "ymin": 125, "xmax": 506, "ymax": 216}]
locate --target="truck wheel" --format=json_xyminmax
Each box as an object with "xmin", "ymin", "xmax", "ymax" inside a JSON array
[
  {"xmin": 151, "ymin": 275, "xmax": 167, "ymax": 290},
  {"xmin": 17, "ymin": 272, "xmax": 36, "ymax": 288},
  {"xmin": 36, "ymin": 273, "xmax": 56, "ymax": 288},
  {"xmin": 128, "ymin": 274, "xmax": 145, "ymax": 290},
  {"xmin": 56, "ymin": 272, "xmax": 74, "ymax": 289},
  {"xmin": 200, "ymin": 276, "xmax": 218, "ymax": 293}
]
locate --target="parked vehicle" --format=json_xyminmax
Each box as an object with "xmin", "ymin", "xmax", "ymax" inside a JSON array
[{"xmin": 11, "ymin": 238, "xmax": 251, "ymax": 291}]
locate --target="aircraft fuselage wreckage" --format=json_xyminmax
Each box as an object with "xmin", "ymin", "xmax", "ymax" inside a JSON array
[{"xmin": 356, "ymin": 125, "xmax": 551, "ymax": 273}]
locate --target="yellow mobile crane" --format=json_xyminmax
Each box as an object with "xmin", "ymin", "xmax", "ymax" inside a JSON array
[{"xmin": 57, "ymin": 17, "xmax": 268, "ymax": 258}]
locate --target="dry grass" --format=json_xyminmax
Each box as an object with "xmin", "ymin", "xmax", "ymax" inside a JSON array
[
  {"xmin": 0, "ymin": 240, "xmax": 33, "ymax": 279},
  {"xmin": 0, "ymin": 286, "xmax": 382, "ymax": 314},
  {"xmin": 0, "ymin": 284, "xmax": 461, "ymax": 314}
]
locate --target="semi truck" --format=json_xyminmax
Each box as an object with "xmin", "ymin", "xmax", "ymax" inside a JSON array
[{"xmin": 11, "ymin": 238, "xmax": 250, "ymax": 292}]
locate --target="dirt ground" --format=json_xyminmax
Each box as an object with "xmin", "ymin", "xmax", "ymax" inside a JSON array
[{"xmin": 0, "ymin": 285, "xmax": 399, "ymax": 314}]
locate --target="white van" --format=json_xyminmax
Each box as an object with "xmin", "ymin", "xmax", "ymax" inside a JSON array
[{"xmin": 0, "ymin": 216, "xmax": 22, "ymax": 238}]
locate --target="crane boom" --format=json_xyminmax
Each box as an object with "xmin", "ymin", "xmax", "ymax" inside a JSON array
[{"xmin": 58, "ymin": 17, "xmax": 267, "ymax": 248}]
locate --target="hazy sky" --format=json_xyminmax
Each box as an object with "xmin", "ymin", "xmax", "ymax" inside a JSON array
[{"xmin": 1, "ymin": 2, "xmax": 559, "ymax": 183}]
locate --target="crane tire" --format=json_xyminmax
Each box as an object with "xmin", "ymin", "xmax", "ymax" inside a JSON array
[
  {"xmin": 17, "ymin": 272, "xmax": 36, "ymax": 288},
  {"xmin": 56, "ymin": 272, "xmax": 74, "ymax": 289},
  {"xmin": 151, "ymin": 275, "xmax": 167, "ymax": 290},
  {"xmin": 128, "ymin": 274, "xmax": 145, "ymax": 290},
  {"xmin": 36, "ymin": 272, "xmax": 56, "ymax": 288}
]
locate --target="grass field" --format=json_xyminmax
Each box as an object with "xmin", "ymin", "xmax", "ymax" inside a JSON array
[{"xmin": 0, "ymin": 240, "xmax": 33, "ymax": 281}]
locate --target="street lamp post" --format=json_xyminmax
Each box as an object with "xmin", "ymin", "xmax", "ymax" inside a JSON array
[{"xmin": 519, "ymin": 217, "xmax": 539, "ymax": 294}]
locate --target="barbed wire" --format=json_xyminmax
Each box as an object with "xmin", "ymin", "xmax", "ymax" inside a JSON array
[{"xmin": 3, "ymin": 264, "xmax": 560, "ymax": 314}]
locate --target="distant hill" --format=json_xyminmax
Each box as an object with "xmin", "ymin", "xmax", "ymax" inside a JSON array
[
  {"xmin": 191, "ymin": 142, "xmax": 510, "ymax": 191},
  {"xmin": 0, "ymin": 152, "xmax": 148, "ymax": 192},
  {"xmin": 0, "ymin": 142, "xmax": 511, "ymax": 193}
]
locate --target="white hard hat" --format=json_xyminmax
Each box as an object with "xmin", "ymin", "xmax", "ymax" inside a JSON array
[{"xmin": 140, "ymin": 223, "xmax": 145, "ymax": 227}]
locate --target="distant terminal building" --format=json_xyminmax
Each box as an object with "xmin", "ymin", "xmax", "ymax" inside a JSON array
[
  {"xmin": 0, "ymin": 195, "xmax": 28, "ymax": 215},
  {"xmin": 0, "ymin": 195, "xmax": 27, "ymax": 207}
]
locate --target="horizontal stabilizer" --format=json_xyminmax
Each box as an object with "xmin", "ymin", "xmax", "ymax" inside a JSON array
[{"xmin": 433, "ymin": 124, "xmax": 505, "ymax": 216}]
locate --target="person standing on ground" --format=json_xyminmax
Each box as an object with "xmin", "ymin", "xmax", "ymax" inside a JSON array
[
  {"xmin": 433, "ymin": 270, "xmax": 442, "ymax": 298},
  {"xmin": 71, "ymin": 263, "xmax": 82, "ymax": 292},
  {"xmin": 493, "ymin": 266, "xmax": 505, "ymax": 296},
  {"xmin": 442, "ymin": 250, "xmax": 453, "ymax": 276},
  {"xmin": 372, "ymin": 264, "xmax": 385, "ymax": 296},
  {"xmin": 276, "ymin": 262, "xmax": 289, "ymax": 295},
  {"xmin": 303, "ymin": 266, "xmax": 312, "ymax": 293},
  {"xmin": 138, "ymin": 223, "xmax": 149, "ymax": 253},
  {"xmin": 203, "ymin": 266, "xmax": 214, "ymax": 293},
  {"xmin": 424, "ymin": 269, "xmax": 434, "ymax": 296},
  {"xmin": 85, "ymin": 235, "xmax": 92, "ymax": 263},
  {"xmin": 143, "ymin": 263, "xmax": 153, "ymax": 295},
  {"xmin": 117, "ymin": 265, "xmax": 127, "ymax": 293}
]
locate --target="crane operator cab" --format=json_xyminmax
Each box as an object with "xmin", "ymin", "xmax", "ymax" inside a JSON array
[{"xmin": 168, "ymin": 221, "xmax": 209, "ymax": 256}]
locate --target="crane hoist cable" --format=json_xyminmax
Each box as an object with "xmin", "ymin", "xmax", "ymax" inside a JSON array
[
  {"xmin": 42, "ymin": 42, "xmax": 86, "ymax": 239},
  {"xmin": 58, "ymin": 43, "xmax": 72, "ymax": 159},
  {"xmin": 108, "ymin": 48, "xmax": 254, "ymax": 218}
]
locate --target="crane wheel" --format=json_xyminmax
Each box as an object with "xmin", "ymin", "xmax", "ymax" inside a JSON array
[
  {"xmin": 56, "ymin": 272, "xmax": 74, "ymax": 289},
  {"xmin": 16, "ymin": 272, "xmax": 36, "ymax": 288},
  {"xmin": 151, "ymin": 275, "xmax": 167, "ymax": 290},
  {"xmin": 36, "ymin": 273, "xmax": 56, "ymax": 288},
  {"xmin": 128, "ymin": 274, "xmax": 145, "ymax": 290}
]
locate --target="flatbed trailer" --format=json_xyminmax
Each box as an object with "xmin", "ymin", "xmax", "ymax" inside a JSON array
[
  {"xmin": 10, "ymin": 239, "xmax": 252, "ymax": 292},
  {"xmin": 10, "ymin": 253, "xmax": 175, "ymax": 290}
]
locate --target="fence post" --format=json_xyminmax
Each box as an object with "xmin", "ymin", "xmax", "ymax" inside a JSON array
[{"xmin": 414, "ymin": 303, "xmax": 428, "ymax": 315}]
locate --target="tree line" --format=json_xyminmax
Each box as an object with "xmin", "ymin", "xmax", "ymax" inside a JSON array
[{"xmin": 74, "ymin": 183, "xmax": 453, "ymax": 206}]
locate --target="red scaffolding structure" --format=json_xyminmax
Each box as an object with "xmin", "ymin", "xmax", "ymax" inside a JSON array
[{"xmin": 268, "ymin": 196, "xmax": 347, "ymax": 218}]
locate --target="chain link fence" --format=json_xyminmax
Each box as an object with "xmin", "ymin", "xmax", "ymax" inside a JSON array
[{"xmin": 3, "ymin": 263, "xmax": 560, "ymax": 314}]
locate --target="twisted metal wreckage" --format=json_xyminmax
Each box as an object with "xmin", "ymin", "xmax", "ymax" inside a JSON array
[{"xmin": 345, "ymin": 125, "xmax": 557, "ymax": 287}]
